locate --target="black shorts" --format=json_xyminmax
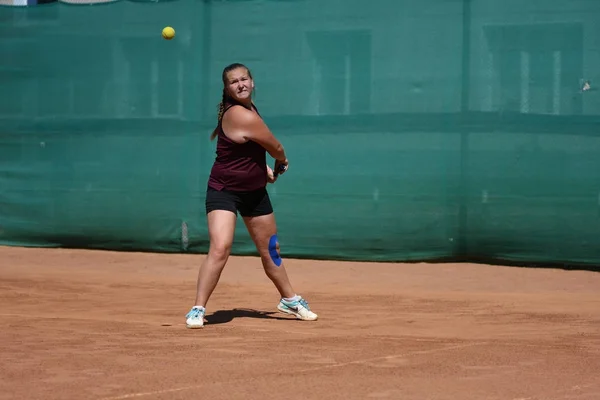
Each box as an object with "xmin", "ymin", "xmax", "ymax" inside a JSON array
[{"xmin": 205, "ymin": 186, "xmax": 273, "ymax": 217}]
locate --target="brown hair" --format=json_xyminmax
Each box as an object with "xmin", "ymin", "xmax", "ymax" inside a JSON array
[{"xmin": 210, "ymin": 63, "xmax": 253, "ymax": 141}]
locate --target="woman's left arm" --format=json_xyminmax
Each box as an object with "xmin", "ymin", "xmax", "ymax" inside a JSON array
[{"xmin": 266, "ymin": 164, "xmax": 277, "ymax": 183}]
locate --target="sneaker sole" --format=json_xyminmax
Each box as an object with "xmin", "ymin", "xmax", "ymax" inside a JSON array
[
  {"xmin": 277, "ymin": 304, "xmax": 318, "ymax": 321},
  {"xmin": 186, "ymin": 321, "xmax": 204, "ymax": 329}
]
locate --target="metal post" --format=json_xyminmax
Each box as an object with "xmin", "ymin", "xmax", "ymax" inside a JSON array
[{"xmin": 458, "ymin": 0, "xmax": 471, "ymax": 257}]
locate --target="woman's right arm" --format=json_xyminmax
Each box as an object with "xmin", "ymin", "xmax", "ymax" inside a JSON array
[{"xmin": 226, "ymin": 107, "xmax": 287, "ymax": 161}]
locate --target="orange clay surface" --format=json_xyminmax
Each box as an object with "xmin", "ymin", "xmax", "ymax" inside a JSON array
[{"xmin": 1, "ymin": 246, "xmax": 599, "ymax": 400}]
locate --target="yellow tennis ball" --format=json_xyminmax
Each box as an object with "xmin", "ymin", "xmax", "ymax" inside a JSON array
[{"xmin": 162, "ymin": 26, "xmax": 175, "ymax": 40}]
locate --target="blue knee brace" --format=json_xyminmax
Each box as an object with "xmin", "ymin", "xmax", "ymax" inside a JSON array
[{"xmin": 268, "ymin": 234, "xmax": 282, "ymax": 267}]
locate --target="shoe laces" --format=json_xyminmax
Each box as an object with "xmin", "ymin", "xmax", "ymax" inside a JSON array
[
  {"xmin": 298, "ymin": 298, "xmax": 311, "ymax": 310},
  {"xmin": 186, "ymin": 307, "xmax": 204, "ymax": 319}
]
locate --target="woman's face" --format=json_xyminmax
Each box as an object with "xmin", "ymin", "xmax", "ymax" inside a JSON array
[{"xmin": 225, "ymin": 67, "xmax": 254, "ymax": 103}]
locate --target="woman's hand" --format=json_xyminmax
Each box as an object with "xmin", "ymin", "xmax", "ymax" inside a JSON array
[
  {"xmin": 274, "ymin": 158, "xmax": 289, "ymax": 176},
  {"xmin": 266, "ymin": 165, "xmax": 277, "ymax": 184}
]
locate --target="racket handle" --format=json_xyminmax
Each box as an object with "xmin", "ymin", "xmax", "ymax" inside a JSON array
[{"xmin": 274, "ymin": 164, "xmax": 287, "ymax": 177}]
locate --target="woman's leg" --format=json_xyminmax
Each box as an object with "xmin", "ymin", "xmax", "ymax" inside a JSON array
[
  {"xmin": 242, "ymin": 212, "xmax": 318, "ymax": 321},
  {"xmin": 186, "ymin": 209, "xmax": 237, "ymax": 328},
  {"xmin": 194, "ymin": 209, "xmax": 237, "ymax": 306},
  {"xmin": 243, "ymin": 212, "xmax": 295, "ymax": 298}
]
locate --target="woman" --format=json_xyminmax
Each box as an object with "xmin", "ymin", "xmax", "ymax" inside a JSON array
[{"xmin": 185, "ymin": 63, "xmax": 318, "ymax": 329}]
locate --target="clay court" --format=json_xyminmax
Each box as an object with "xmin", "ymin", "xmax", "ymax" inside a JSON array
[{"xmin": 1, "ymin": 246, "xmax": 599, "ymax": 400}]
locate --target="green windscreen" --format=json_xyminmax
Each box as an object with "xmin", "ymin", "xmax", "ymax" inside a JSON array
[{"xmin": 1, "ymin": 0, "xmax": 600, "ymax": 267}]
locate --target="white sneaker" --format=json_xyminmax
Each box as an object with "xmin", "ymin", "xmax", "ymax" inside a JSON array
[
  {"xmin": 277, "ymin": 296, "xmax": 318, "ymax": 321},
  {"xmin": 185, "ymin": 306, "xmax": 205, "ymax": 329}
]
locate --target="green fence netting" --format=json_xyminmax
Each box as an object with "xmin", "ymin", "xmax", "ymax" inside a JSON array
[{"xmin": 1, "ymin": 0, "xmax": 600, "ymax": 267}]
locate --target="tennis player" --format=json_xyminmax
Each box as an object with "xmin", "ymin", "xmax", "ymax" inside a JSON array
[{"xmin": 185, "ymin": 63, "xmax": 318, "ymax": 329}]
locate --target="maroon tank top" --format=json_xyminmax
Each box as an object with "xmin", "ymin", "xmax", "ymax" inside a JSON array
[{"xmin": 207, "ymin": 102, "xmax": 267, "ymax": 192}]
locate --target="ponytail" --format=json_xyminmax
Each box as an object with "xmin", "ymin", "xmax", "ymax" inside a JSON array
[{"xmin": 210, "ymin": 89, "xmax": 228, "ymax": 141}]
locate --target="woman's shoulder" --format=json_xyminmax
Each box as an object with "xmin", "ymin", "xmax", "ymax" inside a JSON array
[{"xmin": 224, "ymin": 103, "xmax": 262, "ymax": 125}]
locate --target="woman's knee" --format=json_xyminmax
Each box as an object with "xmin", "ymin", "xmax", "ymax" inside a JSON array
[
  {"xmin": 260, "ymin": 233, "xmax": 282, "ymax": 267},
  {"xmin": 208, "ymin": 242, "xmax": 232, "ymax": 263},
  {"xmin": 206, "ymin": 209, "xmax": 237, "ymax": 263}
]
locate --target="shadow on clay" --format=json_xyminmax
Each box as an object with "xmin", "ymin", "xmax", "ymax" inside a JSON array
[{"xmin": 205, "ymin": 308, "xmax": 292, "ymax": 325}]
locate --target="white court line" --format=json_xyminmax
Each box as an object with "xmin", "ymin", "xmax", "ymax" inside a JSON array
[
  {"xmin": 100, "ymin": 342, "xmax": 487, "ymax": 400},
  {"xmin": 296, "ymin": 341, "xmax": 486, "ymax": 373},
  {"xmin": 510, "ymin": 381, "xmax": 600, "ymax": 400},
  {"xmin": 101, "ymin": 386, "xmax": 199, "ymax": 400}
]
